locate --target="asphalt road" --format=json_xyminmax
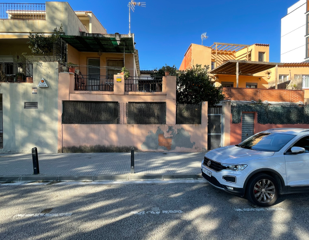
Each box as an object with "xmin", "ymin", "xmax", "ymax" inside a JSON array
[{"xmin": 1, "ymin": 180, "xmax": 309, "ymax": 240}]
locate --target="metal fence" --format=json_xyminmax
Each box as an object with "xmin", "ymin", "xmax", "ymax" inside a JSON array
[
  {"xmin": 75, "ymin": 74, "xmax": 114, "ymax": 91},
  {"xmin": 0, "ymin": 3, "xmax": 46, "ymax": 20},
  {"xmin": 127, "ymin": 102, "xmax": 166, "ymax": 124},
  {"xmin": 125, "ymin": 77, "xmax": 162, "ymax": 92},
  {"xmin": 62, "ymin": 101, "xmax": 119, "ymax": 124},
  {"xmin": 176, "ymin": 103, "xmax": 202, "ymax": 124}
]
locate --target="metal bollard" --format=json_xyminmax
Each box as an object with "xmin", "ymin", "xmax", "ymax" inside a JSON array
[
  {"xmin": 131, "ymin": 148, "xmax": 134, "ymax": 174},
  {"xmin": 32, "ymin": 147, "xmax": 40, "ymax": 175}
]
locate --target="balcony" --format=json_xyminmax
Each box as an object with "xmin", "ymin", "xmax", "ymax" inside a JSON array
[
  {"xmin": 0, "ymin": 3, "xmax": 46, "ymax": 20},
  {"xmin": 125, "ymin": 77, "xmax": 163, "ymax": 92},
  {"xmin": 74, "ymin": 74, "xmax": 163, "ymax": 93},
  {"xmin": 74, "ymin": 74, "xmax": 114, "ymax": 91}
]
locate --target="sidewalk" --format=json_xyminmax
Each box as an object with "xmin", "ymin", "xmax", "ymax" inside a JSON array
[{"xmin": 0, "ymin": 152, "xmax": 205, "ymax": 181}]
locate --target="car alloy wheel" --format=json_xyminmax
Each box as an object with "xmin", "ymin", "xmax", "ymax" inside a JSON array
[
  {"xmin": 246, "ymin": 173, "xmax": 279, "ymax": 207},
  {"xmin": 253, "ymin": 179, "xmax": 276, "ymax": 204}
]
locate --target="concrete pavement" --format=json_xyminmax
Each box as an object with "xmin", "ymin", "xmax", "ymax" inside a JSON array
[
  {"xmin": 0, "ymin": 152, "xmax": 206, "ymax": 181},
  {"xmin": 1, "ymin": 181, "xmax": 309, "ymax": 239}
]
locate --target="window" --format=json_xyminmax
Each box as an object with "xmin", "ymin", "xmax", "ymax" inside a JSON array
[
  {"xmin": 62, "ymin": 101, "xmax": 119, "ymax": 124},
  {"xmin": 258, "ymin": 52, "xmax": 265, "ymax": 62},
  {"xmin": 5, "ymin": 63, "xmax": 13, "ymax": 74},
  {"xmin": 287, "ymin": 136, "xmax": 309, "ymax": 153},
  {"xmin": 221, "ymin": 82, "xmax": 234, "ymax": 87},
  {"xmin": 246, "ymin": 83, "xmax": 257, "ymax": 88},
  {"xmin": 127, "ymin": 102, "xmax": 166, "ymax": 124},
  {"xmin": 237, "ymin": 133, "xmax": 296, "ymax": 152},
  {"xmin": 303, "ymin": 75, "xmax": 309, "ymax": 88},
  {"xmin": 279, "ymin": 75, "xmax": 289, "ymax": 83},
  {"xmin": 211, "ymin": 62, "xmax": 215, "ymax": 70}
]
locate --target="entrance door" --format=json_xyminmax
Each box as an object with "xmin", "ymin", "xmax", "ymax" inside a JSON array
[
  {"xmin": 107, "ymin": 60, "xmax": 124, "ymax": 79},
  {"xmin": 242, "ymin": 113, "xmax": 254, "ymax": 141},
  {"xmin": 87, "ymin": 59, "xmax": 100, "ymax": 90},
  {"xmin": 208, "ymin": 107, "xmax": 222, "ymax": 150},
  {"xmin": 285, "ymin": 135, "xmax": 309, "ymax": 186}
]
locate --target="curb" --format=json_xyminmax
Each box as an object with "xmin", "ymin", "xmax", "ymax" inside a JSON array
[{"xmin": 0, "ymin": 174, "xmax": 203, "ymax": 183}]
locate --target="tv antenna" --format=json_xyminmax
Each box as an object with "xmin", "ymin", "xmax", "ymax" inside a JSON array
[
  {"xmin": 128, "ymin": 0, "xmax": 146, "ymax": 36},
  {"xmin": 201, "ymin": 32, "xmax": 208, "ymax": 45}
]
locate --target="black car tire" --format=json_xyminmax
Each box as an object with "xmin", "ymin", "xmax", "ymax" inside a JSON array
[{"xmin": 246, "ymin": 173, "xmax": 279, "ymax": 207}]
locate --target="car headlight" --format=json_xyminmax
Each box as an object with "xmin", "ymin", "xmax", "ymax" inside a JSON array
[{"xmin": 222, "ymin": 164, "xmax": 248, "ymax": 171}]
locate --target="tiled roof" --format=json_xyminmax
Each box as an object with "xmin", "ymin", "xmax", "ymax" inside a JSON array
[
  {"xmin": 280, "ymin": 63, "xmax": 309, "ymax": 67},
  {"xmin": 254, "ymin": 43, "xmax": 269, "ymax": 47}
]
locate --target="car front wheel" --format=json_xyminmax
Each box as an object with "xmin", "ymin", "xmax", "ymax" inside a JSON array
[{"xmin": 246, "ymin": 173, "xmax": 279, "ymax": 207}]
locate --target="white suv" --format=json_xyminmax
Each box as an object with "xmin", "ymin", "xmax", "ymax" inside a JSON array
[{"xmin": 201, "ymin": 128, "xmax": 309, "ymax": 207}]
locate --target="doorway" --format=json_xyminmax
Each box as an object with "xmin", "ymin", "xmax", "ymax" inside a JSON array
[
  {"xmin": 87, "ymin": 58, "xmax": 100, "ymax": 90},
  {"xmin": 208, "ymin": 107, "xmax": 222, "ymax": 150},
  {"xmin": 242, "ymin": 113, "xmax": 254, "ymax": 141}
]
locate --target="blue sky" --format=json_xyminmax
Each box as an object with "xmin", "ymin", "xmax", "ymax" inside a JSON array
[{"xmin": 6, "ymin": 0, "xmax": 299, "ymax": 69}]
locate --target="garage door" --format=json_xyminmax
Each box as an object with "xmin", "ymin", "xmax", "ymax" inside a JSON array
[{"xmin": 242, "ymin": 113, "xmax": 254, "ymax": 141}]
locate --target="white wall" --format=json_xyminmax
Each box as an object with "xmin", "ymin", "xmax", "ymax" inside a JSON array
[
  {"xmin": 281, "ymin": 1, "xmax": 306, "ymax": 62},
  {"xmin": 0, "ymin": 62, "xmax": 59, "ymax": 153},
  {"xmin": 288, "ymin": 0, "xmax": 306, "ymax": 13}
]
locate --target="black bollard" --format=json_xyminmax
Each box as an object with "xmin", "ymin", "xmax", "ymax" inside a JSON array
[
  {"xmin": 32, "ymin": 147, "xmax": 40, "ymax": 175},
  {"xmin": 131, "ymin": 148, "xmax": 134, "ymax": 174}
]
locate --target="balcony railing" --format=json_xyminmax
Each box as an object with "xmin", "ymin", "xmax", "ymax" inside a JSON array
[
  {"xmin": 74, "ymin": 74, "xmax": 114, "ymax": 91},
  {"xmin": 125, "ymin": 77, "xmax": 163, "ymax": 92},
  {"xmin": 0, "ymin": 74, "xmax": 33, "ymax": 83},
  {"xmin": 0, "ymin": 3, "xmax": 46, "ymax": 20}
]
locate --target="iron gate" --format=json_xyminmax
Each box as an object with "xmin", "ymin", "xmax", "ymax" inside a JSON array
[
  {"xmin": 208, "ymin": 107, "xmax": 222, "ymax": 150},
  {"xmin": 242, "ymin": 113, "xmax": 254, "ymax": 141}
]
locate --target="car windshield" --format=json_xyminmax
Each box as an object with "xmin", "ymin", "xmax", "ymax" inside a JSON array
[{"xmin": 236, "ymin": 133, "xmax": 296, "ymax": 152}]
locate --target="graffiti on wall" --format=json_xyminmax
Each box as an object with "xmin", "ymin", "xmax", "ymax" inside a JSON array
[{"xmin": 141, "ymin": 126, "xmax": 195, "ymax": 151}]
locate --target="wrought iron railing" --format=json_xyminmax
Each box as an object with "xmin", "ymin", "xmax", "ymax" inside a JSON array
[
  {"xmin": 125, "ymin": 77, "xmax": 163, "ymax": 92},
  {"xmin": 0, "ymin": 3, "xmax": 46, "ymax": 20},
  {"xmin": 0, "ymin": 74, "xmax": 33, "ymax": 83},
  {"xmin": 74, "ymin": 74, "xmax": 114, "ymax": 91}
]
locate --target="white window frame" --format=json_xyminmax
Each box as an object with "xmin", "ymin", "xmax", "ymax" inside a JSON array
[
  {"xmin": 246, "ymin": 83, "xmax": 258, "ymax": 88},
  {"xmin": 302, "ymin": 75, "xmax": 309, "ymax": 89},
  {"xmin": 279, "ymin": 74, "xmax": 289, "ymax": 83}
]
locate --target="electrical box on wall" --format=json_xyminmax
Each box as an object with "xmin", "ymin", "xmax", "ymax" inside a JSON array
[{"xmin": 38, "ymin": 78, "xmax": 48, "ymax": 88}]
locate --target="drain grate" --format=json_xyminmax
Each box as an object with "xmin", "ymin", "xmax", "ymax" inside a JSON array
[{"xmin": 41, "ymin": 208, "xmax": 53, "ymax": 214}]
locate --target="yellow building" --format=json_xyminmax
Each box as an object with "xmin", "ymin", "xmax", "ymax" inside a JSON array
[
  {"xmin": 179, "ymin": 42, "xmax": 309, "ymax": 90},
  {"xmin": 0, "ymin": 2, "xmax": 140, "ymax": 81}
]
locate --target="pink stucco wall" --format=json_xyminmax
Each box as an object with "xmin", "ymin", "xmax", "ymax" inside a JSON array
[
  {"xmin": 229, "ymin": 112, "xmax": 309, "ymax": 146},
  {"xmin": 58, "ymin": 73, "xmax": 208, "ymax": 152}
]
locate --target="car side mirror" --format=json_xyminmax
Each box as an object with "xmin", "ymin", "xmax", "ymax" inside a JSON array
[{"xmin": 291, "ymin": 147, "xmax": 306, "ymax": 154}]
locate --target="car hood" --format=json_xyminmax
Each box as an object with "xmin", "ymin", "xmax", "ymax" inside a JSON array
[{"xmin": 205, "ymin": 145, "xmax": 275, "ymax": 164}]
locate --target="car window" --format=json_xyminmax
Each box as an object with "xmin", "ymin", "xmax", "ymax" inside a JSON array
[
  {"xmin": 237, "ymin": 133, "xmax": 296, "ymax": 152},
  {"xmin": 287, "ymin": 136, "xmax": 309, "ymax": 153}
]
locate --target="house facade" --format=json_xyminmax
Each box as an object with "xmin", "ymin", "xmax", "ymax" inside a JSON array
[
  {"xmin": 179, "ymin": 42, "xmax": 309, "ymax": 95},
  {"xmin": 0, "ymin": 2, "xmax": 209, "ymax": 153}
]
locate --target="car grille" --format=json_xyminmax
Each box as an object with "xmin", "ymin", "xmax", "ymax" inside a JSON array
[{"xmin": 203, "ymin": 157, "xmax": 226, "ymax": 172}]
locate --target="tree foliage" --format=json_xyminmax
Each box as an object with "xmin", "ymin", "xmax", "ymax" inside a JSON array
[
  {"xmin": 177, "ymin": 65, "xmax": 225, "ymax": 107},
  {"xmin": 151, "ymin": 64, "xmax": 177, "ymax": 79},
  {"xmin": 28, "ymin": 25, "xmax": 65, "ymax": 63}
]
